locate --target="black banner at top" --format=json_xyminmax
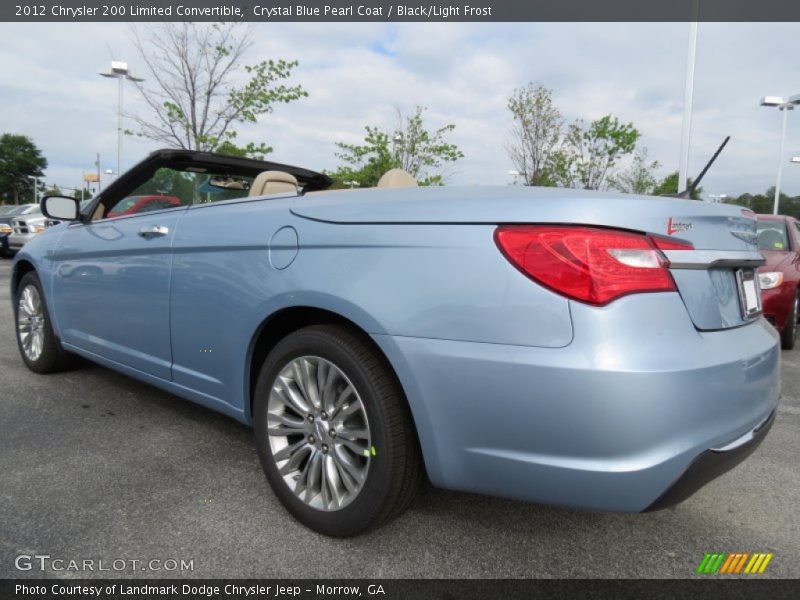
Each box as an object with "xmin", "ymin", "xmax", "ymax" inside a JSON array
[{"xmin": 4, "ymin": 0, "xmax": 800, "ymax": 22}]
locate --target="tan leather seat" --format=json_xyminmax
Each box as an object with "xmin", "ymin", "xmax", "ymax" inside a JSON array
[
  {"xmin": 249, "ymin": 171, "xmax": 298, "ymax": 197},
  {"xmin": 377, "ymin": 169, "xmax": 418, "ymax": 188}
]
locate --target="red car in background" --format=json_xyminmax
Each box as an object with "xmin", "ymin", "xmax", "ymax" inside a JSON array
[
  {"xmin": 757, "ymin": 214, "xmax": 800, "ymax": 349},
  {"xmin": 107, "ymin": 194, "xmax": 181, "ymax": 218}
]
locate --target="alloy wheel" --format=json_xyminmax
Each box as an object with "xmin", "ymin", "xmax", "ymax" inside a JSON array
[
  {"xmin": 266, "ymin": 356, "xmax": 372, "ymax": 511},
  {"xmin": 17, "ymin": 284, "xmax": 45, "ymax": 362}
]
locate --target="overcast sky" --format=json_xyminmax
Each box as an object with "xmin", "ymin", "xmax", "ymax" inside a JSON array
[{"xmin": 1, "ymin": 21, "xmax": 800, "ymax": 199}]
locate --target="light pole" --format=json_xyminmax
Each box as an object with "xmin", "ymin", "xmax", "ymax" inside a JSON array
[
  {"xmin": 678, "ymin": 19, "xmax": 699, "ymax": 193},
  {"xmin": 27, "ymin": 175, "xmax": 39, "ymax": 203},
  {"xmin": 761, "ymin": 94, "xmax": 800, "ymax": 214},
  {"xmin": 99, "ymin": 61, "xmax": 144, "ymax": 177}
]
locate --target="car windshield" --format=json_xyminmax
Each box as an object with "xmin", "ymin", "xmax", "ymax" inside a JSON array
[
  {"xmin": 757, "ymin": 220, "xmax": 790, "ymax": 251},
  {"xmin": 110, "ymin": 197, "xmax": 140, "ymax": 213}
]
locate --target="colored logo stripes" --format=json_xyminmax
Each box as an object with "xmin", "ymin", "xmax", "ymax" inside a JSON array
[{"xmin": 696, "ymin": 552, "xmax": 773, "ymax": 574}]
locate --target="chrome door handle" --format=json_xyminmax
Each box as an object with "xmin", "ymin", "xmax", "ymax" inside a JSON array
[{"xmin": 138, "ymin": 225, "xmax": 169, "ymax": 238}]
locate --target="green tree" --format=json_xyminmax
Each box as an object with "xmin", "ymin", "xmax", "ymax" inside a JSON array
[
  {"xmin": 607, "ymin": 147, "xmax": 660, "ymax": 195},
  {"xmin": 130, "ymin": 23, "xmax": 306, "ymax": 153},
  {"xmin": 0, "ymin": 134, "xmax": 47, "ymax": 204},
  {"xmin": 41, "ymin": 185, "xmax": 94, "ymax": 201},
  {"xmin": 71, "ymin": 187, "xmax": 94, "ymax": 201},
  {"xmin": 132, "ymin": 168, "xmax": 196, "ymax": 201},
  {"xmin": 213, "ymin": 135, "xmax": 272, "ymax": 160},
  {"xmin": 726, "ymin": 188, "xmax": 791, "ymax": 215},
  {"xmin": 506, "ymin": 82, "xmax": 564, "ymax": 186},
  {"xmin": 330, "ymin": 106, "xmax": 463, "ymax": 187},
  {"xmin": 652, "ymin": 171, "xmax": 704, "ymax": 200},
  {"xmin": 563, "ymin": 115, "xmax": 640, "ymax": 190}
]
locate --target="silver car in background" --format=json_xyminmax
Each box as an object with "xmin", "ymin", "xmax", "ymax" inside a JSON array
[
  {"xmin": 2, "ymin": 204, "xmax": 39, "ymax": 255},
  {"xmin": 8, "ymin": 206, "xmax": 52, "ymax": 252}
]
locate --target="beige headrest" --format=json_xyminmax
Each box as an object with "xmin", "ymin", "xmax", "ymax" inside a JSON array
[
  {"xmin": 249, "ymin": 171, "xmax": 298, "ymax": 197},
  {"xmin": 377, "ymin": 169, "xmax": 418, "ymax": 188}
]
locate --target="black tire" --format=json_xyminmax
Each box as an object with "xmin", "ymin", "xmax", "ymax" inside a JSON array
[
  {"xmin": 14, "ymin": 271, "xmax": 75, "ymax": 373},
  {"xmin": 254, "ymin": 324, "xmax": 422, "ymax": 537},
  {"xmin": 781, "ymin": 292, "xmax": 798, "ymax": 350}
]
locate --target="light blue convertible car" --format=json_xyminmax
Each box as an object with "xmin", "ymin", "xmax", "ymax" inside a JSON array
[{"xmin": 13, "ymin": 150, "xmax": 778, "ymax": 536}]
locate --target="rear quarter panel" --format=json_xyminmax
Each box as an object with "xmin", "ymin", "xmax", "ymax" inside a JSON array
[{"xmin": 168, "ymin": 196, "xmax": 573, "ymax": 422}]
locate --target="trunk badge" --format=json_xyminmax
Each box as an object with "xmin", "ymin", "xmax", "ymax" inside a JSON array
[{"xmin": 667, "ymin": 217, "xmax": 693, "ymax": 235}]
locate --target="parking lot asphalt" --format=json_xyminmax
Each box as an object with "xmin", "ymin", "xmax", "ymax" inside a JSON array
[{"xmin": 0, "ymin": 258, "xmax": 798, "ymax": 579}]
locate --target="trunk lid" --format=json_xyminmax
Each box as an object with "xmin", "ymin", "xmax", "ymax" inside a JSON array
[{"xmin": 295, "ymin": 186, "xmax": 762, "ymax": 330}]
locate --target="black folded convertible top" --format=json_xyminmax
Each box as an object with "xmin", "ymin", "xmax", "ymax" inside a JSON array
[
  {"xmin": 83, "ymin": 149, "xmax": 332, "ymax": 220},
  {"xmin": 144, "ymin": 149, "xmax": 333, "ymax": 192}
]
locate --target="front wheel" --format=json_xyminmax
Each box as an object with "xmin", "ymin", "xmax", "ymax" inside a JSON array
[
  {"xmin": 781, "ymin": 292, "xmax": 798, "ymax": 350},
  {"xmin": 14, "ymin": 271, "xmax": 75, "ymax": 373},
  {"xmin": 253, "ymin": 324, "xmax": 422, "ymax": 536}
]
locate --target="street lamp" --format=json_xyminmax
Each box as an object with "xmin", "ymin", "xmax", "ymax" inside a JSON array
[
  {"xmin": 27, "ymin": 175, "xmax": 39, "ymax": 203},
  {"xmin": 792, "ymin": 157, "xmax": 800, "ymax": 164},
  {"xmin": 760, "ymin": 94, "xmax": 800, "ymax": 214},
  {"xmin": 99, "ymin": 61, "xmax": 144, "ymax": 178}
]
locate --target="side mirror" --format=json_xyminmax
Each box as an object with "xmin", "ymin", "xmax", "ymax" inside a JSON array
[{"xmin": 41, "ymin": 195, "xmax": 80, "ymax": 221}]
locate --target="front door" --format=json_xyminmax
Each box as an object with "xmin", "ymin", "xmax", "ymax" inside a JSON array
[
  {"xmin": 49, "ymin": 168, "xmax": 199, "ymax": 380},
  {"xmin": 50, "ymin": 207, "xmax": 185, "ymax": 379}
]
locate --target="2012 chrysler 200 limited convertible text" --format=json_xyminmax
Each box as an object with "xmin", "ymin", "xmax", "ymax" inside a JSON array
[{"xmin": 12, "ymin": 150, "xmax": 779, "ymax": 536}]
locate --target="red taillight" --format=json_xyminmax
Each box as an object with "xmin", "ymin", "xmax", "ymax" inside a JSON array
[
  {"xmin": 648, "ymin": 234, "xmax": 694, "ymax": 251},
  {"xmin": 494, "ymin": 225, "xmax": 693, "ymax": 306}
]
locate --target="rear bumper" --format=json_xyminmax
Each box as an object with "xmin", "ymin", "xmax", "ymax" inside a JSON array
[
  {"xmin": 644, "ymin": 409, "xmax": 775, "ymax": 511},
  {"xmin": 373, "ymin": 292, "xmax": 780, "ymax": 512}
]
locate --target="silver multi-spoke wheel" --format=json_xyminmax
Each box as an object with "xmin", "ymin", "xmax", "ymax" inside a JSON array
[
  {"xmin": 255, "ymin": 325, "xmax": 422, "ymax": 535},
  {"xmin": 17, "ymin": 284, "xmax": 45, "ymax": 362},
  {"xmin": 266, "ymin": 356, "xmax": 372, "ymax": 511}
]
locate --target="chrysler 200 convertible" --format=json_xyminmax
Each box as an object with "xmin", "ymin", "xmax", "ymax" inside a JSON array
[{"xmin": 12, "ymin": 149, "xmax": 778, "ymax": 536}]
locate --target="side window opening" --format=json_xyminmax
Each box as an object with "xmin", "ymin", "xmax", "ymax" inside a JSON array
[{"xmin": 102, "ymin": 167, "xmax": 254, "ymax": 220}]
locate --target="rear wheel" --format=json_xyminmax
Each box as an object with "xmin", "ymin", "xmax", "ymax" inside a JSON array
[
  {"xmin": 781, "ymin": 292, "xmax": 798, "ymax": 350},
  {"xmin": 14, "ymin": 271, "xmax": 74, "ymax": 373},
  {"xmin": 253, "ymin": 324, "xmax": 422, "ymax": 536}
]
